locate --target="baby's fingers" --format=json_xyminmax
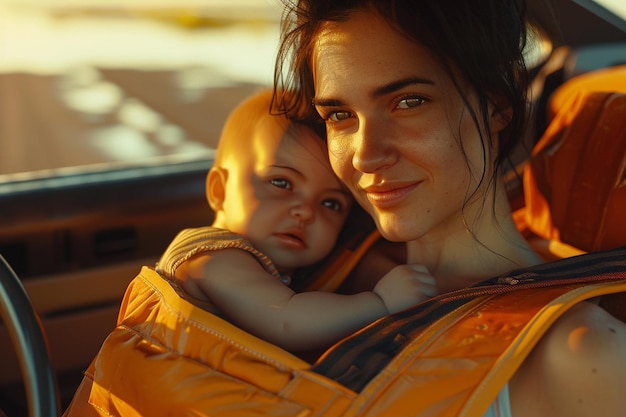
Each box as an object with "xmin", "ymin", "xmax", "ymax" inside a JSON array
[
  {"xmin": 417, "ymin": 279, "xmax": 439, "ymax": 297},
  {"xmin": 406, "ymin": 264, "xmax": 438, "ymax": 297}
]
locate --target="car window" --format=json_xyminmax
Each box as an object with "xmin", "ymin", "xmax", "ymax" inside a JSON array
[
  {"xmin": 0, "ymin": 1, "xmax": 284, "ymax": 280},
  {"xmin": 593, "ymin": 0, "xmax": 626, "ymax": 20},
  {"xmin": 0, "ymin": 1, "xmax": 282, "ymax": 189}
]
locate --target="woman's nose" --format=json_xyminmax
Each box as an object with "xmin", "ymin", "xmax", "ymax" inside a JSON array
[{"xmin": 351, "ymin": 119, "xmax": 396, "ymax": 173}]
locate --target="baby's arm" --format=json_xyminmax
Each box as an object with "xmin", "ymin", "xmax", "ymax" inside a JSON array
[{"xmin": 176, "ymin": 250, "xmax": 434, "ymax": 352}]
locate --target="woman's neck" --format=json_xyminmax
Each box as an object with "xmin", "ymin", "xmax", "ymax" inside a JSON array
[{"xmin": 406, "ymin": 193, "xmax": 542, "ymax": 292}]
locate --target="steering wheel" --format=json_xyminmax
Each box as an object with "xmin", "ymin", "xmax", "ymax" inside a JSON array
[{"xmin": 0, "ymin": 254, "xmax": 60, "ymax": 417}]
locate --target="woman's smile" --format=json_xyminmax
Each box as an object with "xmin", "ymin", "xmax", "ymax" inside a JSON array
[{"xmin": 361, "ymin": 181, "xmax": 421, "ymax": 208}]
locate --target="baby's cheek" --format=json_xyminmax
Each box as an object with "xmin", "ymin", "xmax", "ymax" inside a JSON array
[{"xmin": 320, "ymin": 219, "xmax": 342, "ymax": 248}]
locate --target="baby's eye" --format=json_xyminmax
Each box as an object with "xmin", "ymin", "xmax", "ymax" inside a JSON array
[
  {"xmin": 396, "ymin": 96, "xmax": 426, "ymax": 109},
  {"xmin": 270, "ymin": 178, "xmax": 292, "ymax": 190},
  {"xmin": 322, "ymin": 199, "xmax": 342, "ymax": 212}
]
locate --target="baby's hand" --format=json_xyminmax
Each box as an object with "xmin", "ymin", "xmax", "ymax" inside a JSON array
[{"xmin": 372, "ymin": 264, "xmax": 438, "ymax": 314}]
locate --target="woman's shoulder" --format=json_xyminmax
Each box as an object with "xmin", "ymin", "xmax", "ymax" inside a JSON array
[
  {"xmin": 511, "ymin": 300, "xmax": 626, "ymax": 417},
  {"xmin": 552, "ymin": 298, "xmax": 625, "ymax": 334},
  {"xmin": 543, "ymin": 301, "xmax": 626, "ymax": 374},
  {"xmin": 543, "ymin": 300, "xmax": 626, "ymax": 363}
]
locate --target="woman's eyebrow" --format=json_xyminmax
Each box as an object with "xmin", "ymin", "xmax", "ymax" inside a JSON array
[
  {"xmin": 312, "ymin": 76, "xmax": 435, "ymax": 107},
  {"xmin": 372, "ymin": 77, "xmax": 434, "ymax": 97},
  {"xmin": 311, "ymin": 97, "xmax": 343, "ymax": 107}
]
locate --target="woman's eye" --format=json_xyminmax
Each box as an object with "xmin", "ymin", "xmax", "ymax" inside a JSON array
[
  {"xmin": 396, "ymin": 96, "xmax": 426, "ymax": 109},
  {"xmin": 270, "ymin": 178, "xmax": 292, "ymax": 190},
  {"xmin": 328, "ymin": 111, "xmax": 351, "ymax": 122},
  {"xmin": 318, "ymin": 109, "xmax": 352, "ymax": 123},
  {"xmin": 322, "ymin": 199, "xmax": 342, "ymax": 212}
]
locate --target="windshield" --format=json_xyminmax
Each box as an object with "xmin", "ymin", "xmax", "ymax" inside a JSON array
[
  {"xmin": 0, "ymin": 0, "xmax": 283, "ymax": 190},
  {"xmin": 0, "ymin": 0, "xmax": 623, "ymax": 190},
  {"xmin": 595, "ymin": 0, "xmax": 626, "ymax": 19}
]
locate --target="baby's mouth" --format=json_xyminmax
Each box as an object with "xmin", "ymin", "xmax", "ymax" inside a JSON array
[{"xmin": 275, "ymin": 232, "xmax": 306, "ymax": 249}]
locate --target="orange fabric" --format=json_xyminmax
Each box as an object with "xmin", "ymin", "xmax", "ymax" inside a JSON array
[
  {"xmin": 548, "ymin": 65, "xmax": 626, "ymax": 120},
  {"xmin": 305, "ymin": 230, "xmax": 381, "ymax": 292},
  {"xmin": 516, "ymin": 90, "xmax": 626, "ymax": 259},
  {"xmin": 63, "ymin": 266, "xmax": 626, "ymax": 417},
  {"xmin": 64, "ymin": 267, "xmax": 356, "ymax": 417},
  {"xmin": 352, "ymin": 280, "xmax": 626, "ymax": 417}
]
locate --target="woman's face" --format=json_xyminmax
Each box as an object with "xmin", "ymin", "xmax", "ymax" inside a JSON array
[{"xmin": 311, "ymin": 11, "xmax": 497, "ymax": 243}]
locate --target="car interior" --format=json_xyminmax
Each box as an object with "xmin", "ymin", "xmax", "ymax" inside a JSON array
[{"xmin": 0, "ymin": 1, "xmax": 625, "ymax": 416}]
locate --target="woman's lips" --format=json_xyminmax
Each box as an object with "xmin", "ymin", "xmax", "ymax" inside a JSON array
[{"xmin": 362, "ymin": 182, "xmax": 421, "ymax": 208}]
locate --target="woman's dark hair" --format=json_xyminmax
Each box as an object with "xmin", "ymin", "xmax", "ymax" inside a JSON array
[{"xmin": 273, "ymin": 0, "xmax": 530, "ymax": 180}]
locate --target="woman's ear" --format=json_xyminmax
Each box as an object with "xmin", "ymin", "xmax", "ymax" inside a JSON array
[
  {"xmin": 206, "ymin": 167, "xmax": 227, "ymax": 212},
  {"xmin": 489, "ymin": 96, "xmax": 513, "ymax": 134}
]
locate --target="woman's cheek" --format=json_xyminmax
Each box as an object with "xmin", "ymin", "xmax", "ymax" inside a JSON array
[{"xmin": 328, "ymin": 141, "xmax": 353, "ymax": 184}]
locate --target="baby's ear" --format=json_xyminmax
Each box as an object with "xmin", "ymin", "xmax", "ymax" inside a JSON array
[{"xmin": 206, "ymin": 167, "xmax": 227, "ymax": 211}]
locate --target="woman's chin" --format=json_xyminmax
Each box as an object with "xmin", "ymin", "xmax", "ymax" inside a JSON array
[{"xmin": 374, "ymin": 219, "xmax": 415, "ymax": 243}]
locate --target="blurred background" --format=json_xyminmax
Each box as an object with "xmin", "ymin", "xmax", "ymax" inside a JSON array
[
  {"xmin": 1, "ymin": 0, "xmax": 624, "ymax": 182},
  {"xmin": 0, "ymin": 0, "xmax": 284, "ymax": 281},
  {"xmin": 0, "ymin": 2, "xmax": 283, "ymax": 413},
  {"xmin": 0, "ymin": 0, "xmax": 282, "ymax": 182}
]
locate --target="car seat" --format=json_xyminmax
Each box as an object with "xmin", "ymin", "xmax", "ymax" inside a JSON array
[
  {"xmin": 548, "ymin": 64, "xmax": 626, "ymax": 120},
  {"xmin": 514, "ymin": 84, "xmax": 626, "ymax": 260}
]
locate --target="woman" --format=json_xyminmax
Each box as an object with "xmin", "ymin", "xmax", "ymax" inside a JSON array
[{"xmin": 273, "ymin": 0, "xmax": 626, "ymax": 416}]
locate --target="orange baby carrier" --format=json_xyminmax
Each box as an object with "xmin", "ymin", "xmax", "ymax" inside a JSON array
[{"xmin": 64, "ymin": 75, "xmax": 626, "ymax": 416}]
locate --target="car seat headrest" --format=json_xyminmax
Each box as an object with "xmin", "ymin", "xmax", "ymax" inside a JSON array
[{"xmin": 523, "ymin": 89, "xmax": 626, "ymax": 253}]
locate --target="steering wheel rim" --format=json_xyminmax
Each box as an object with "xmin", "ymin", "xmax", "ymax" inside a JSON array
[{"xmin": 0, "ymin": 254, "xmax": 60, "ymax": 417}]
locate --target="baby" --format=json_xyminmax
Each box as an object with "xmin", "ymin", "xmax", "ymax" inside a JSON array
[{"xmin": 156, "ymin": 89, "xmax": 437, "ymax": 351}]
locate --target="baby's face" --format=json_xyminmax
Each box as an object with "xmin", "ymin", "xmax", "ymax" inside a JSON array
[{"xmin": 218, "ymin": 121, "xmax": 352, "ymax": 273}]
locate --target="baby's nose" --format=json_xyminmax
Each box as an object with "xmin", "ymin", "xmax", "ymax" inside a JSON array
[{"xmin": 290, "ymin": 202, "xmax": 314, "ymax": 224}]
